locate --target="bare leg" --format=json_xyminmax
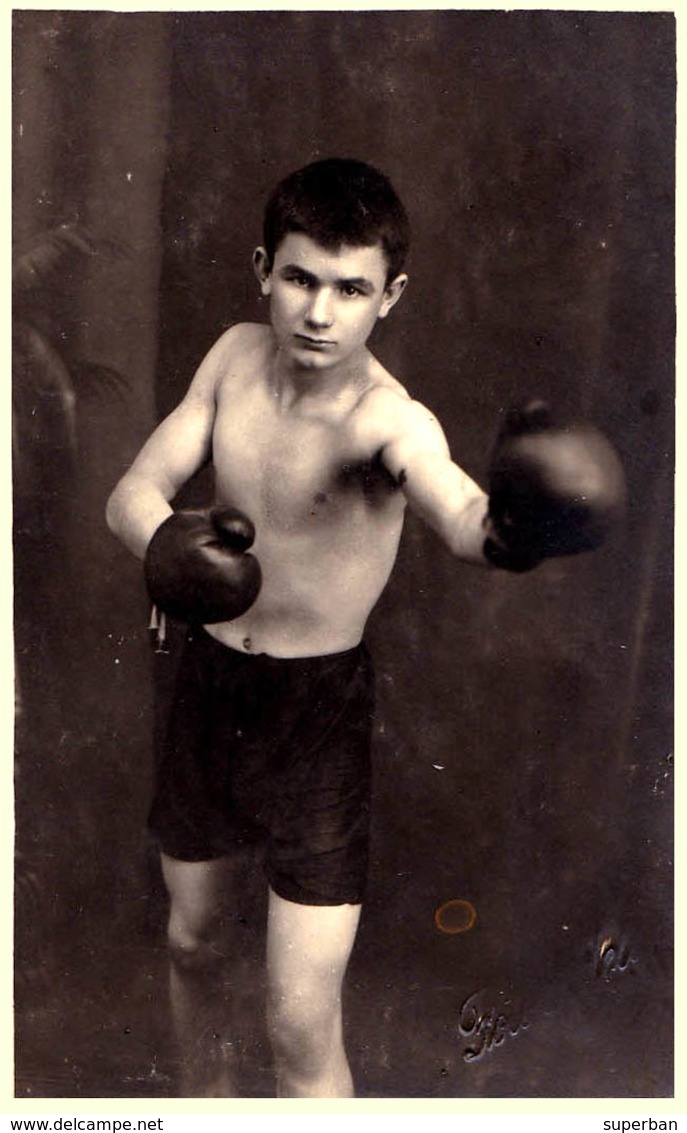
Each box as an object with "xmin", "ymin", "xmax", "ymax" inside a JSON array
[
  {"xmin": 266, "ymin": 887, "xmax": 361, "ymax": 1098},
  {"xmin": 161, "ymin": 852, "xmax": 240, "ymax": 1097}
]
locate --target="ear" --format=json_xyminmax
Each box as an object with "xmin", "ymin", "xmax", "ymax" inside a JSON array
[
  {"xmin": 378, "ymin": 273, "xmax": 408, "ymax": 320},
  {"xmin": 253, "ymin": 247, "xmax": 272, "ymax": 296}
]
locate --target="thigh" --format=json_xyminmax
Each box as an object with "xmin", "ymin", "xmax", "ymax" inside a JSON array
[
  {"xmin": 150, "ymin": 630, "xmax": 260, "ymax": 862},
  {"xmin": 264, "ymin": 646, "xmax": 375, "ymax": 907},
  {"xmin": 266, "ymin": 887, "xmax": 361, "ymax": 1008}
]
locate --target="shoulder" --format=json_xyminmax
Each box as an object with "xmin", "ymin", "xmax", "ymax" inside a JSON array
[
  {"xmin": 204, "ymin": 321, "xmax": 272, "ymax": 368},
  {"xmin": 351, "ymin": 357, "xmax": 410, "ymax": 420},
  {"xmin": 351, "ymin": 364, "xmax": 446, "ymax": 450},
  {"xmin": 189, "ymin": 322, "xmax": 273, "ymax": 399}
]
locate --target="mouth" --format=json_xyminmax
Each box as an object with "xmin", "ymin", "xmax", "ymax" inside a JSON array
[{"xmin": 294, "ymin": 334, "xmax": 336, "ymax": 350}]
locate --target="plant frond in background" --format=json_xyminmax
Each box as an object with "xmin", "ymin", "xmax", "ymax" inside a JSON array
[
  {"xmin": 13, "ymin": 222, "xmax": 131, "ymax": 296},
  {"xmin": 13, "ymin": 322, "xmax": 77, "ymax": 458},
  {"xmin": 12, "ymin": 223, "xmax": 133, "ymax": 470}
]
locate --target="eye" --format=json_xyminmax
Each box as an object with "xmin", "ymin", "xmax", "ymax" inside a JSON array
[
  {"xmin": 283, "ymin": 270, "xmax": 312, "ymax": 288},
  {"xmin": 340, "ymin": 283, "xmax": 363, "ymax": 298}
]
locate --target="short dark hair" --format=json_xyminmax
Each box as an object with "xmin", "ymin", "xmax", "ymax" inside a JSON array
[{"xmin": 263, "ymin": 158, "xmax": 410, "ymax": 284}]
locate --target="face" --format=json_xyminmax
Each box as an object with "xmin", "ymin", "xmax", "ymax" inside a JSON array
[{"xmin": 253, "ymin": 232, "xmax": 407, "ymax": 374}]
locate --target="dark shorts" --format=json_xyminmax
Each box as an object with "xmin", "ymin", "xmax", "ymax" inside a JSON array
[{"xmin": 149, "ymin": 626, "xmax": 375, "ymax": 906}]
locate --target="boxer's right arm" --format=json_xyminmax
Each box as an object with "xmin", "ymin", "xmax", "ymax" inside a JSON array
[
  {"xmin": 106, "ymin": 333, "xmax": 229, "ymax": 560},
  {"xmin": 109, "ymin": 328, "xmax": 262, "ymax": 625}
]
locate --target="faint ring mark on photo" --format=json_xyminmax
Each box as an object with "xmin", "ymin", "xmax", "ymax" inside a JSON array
[{"xmin": 435, "ymin": 898, "xmax": 477, "ymax": 935}]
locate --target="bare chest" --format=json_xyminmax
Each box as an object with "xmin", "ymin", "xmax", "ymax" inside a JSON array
[{"xmin": 212, "ymin": 387, "xmax": 399, "ymax": 533}]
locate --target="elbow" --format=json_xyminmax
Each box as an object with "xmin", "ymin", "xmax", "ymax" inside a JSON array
[
  {"xmin": 105, "ymin": 489, "xmax": 117, "ymax": 537},
  {"xmin": 105, "ymin": 491, "xmax": 120, "ymax": 539},
  {"xmin": 105, "ymin": 479, "xmax": 127, "ymax": 540}
]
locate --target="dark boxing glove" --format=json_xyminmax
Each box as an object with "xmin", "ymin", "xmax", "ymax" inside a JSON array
[
  {"xmin": 144, "ymin": 505, "xmax": 262, "ymax": 624},
  {"xmin": 484, "ymin": 399, "xmax": 626, "ymax": 573}
]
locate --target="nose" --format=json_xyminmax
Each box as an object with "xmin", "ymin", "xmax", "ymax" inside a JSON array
[{"xmin": 305, "ymin": 287, "xmax": 334, "ymax": 329}]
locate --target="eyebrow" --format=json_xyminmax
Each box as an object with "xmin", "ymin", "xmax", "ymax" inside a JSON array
[{"xmin": 279, "ymin": 263, "xmax": 376, "ymax": 294}]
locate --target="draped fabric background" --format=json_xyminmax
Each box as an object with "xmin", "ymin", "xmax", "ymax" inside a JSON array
[{"xmin": 13, "ymin": 11, "xmax": 674, "ymax": 1098}]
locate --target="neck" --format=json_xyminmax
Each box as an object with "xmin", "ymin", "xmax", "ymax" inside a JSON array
[{"xmin": 270, "ymin": 344, "xmax": 370, "ymax": 407}]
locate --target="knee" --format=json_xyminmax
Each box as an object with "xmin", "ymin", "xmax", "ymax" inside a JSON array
[
  {"xmin": 166, "ymin": 918, "xmax": 225, "ymax": 974},
  {"xmin": 267, "ymin": 985, "xmax": 341, "ymax": 1069}
]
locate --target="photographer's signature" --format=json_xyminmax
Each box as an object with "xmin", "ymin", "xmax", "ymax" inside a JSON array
[{"xmin": 457, "ymin": 988, "xmax": 529, "ymax": 1063}]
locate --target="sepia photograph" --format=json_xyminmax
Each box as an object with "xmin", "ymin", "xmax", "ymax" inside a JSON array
[{"xmin": 12, "ymin": 8, "xmax": 675, "ymax": 1101}]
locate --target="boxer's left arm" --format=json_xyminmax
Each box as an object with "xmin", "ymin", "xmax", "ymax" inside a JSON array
[
  {"xmin": 375, "ymin": 389, "xmax": 626, "ymax": 570},
  {"xmin": 375, "ymin": 390, "xmax": 492, "ymax": 563}
]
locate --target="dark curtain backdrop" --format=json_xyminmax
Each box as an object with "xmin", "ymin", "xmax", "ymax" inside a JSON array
[{"xmin": 13, "ymin": 10, "xmax": 674, "ymax": 1099}]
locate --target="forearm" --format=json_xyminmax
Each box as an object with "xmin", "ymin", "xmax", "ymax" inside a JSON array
[
  {"xmin": 442, "ymin": 489, "xmax": 492, "ymax": 562},
  {"xmin": 402, "ymin": 454, "xmax": 491, "ymax": 563},
  {"xmin": 106, "ymin": 474, "xmax": 173, "ymax": 561}
]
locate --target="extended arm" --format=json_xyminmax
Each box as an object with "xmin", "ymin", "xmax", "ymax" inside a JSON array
[
  {"xmin": 378, "ymin": 393, "xmax": 626, "ymax": 571},
  {"xmin": 379, "ymin": 393, "xmax": 491, "ymax": 564}
]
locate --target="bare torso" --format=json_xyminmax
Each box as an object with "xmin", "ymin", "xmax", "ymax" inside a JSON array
[{"xmin": 205, "ymin": 324, "xmax": 409, "ymax": 657}]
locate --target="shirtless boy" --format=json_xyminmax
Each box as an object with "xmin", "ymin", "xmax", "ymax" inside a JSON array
[{"xmin": 106, "ymin": 158, "xmax": 624, "ymax": 1097}]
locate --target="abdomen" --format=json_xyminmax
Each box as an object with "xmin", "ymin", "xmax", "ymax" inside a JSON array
[{"xmin": 206, "ymin": 503, "xmax": 405, "ymax": 658}]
